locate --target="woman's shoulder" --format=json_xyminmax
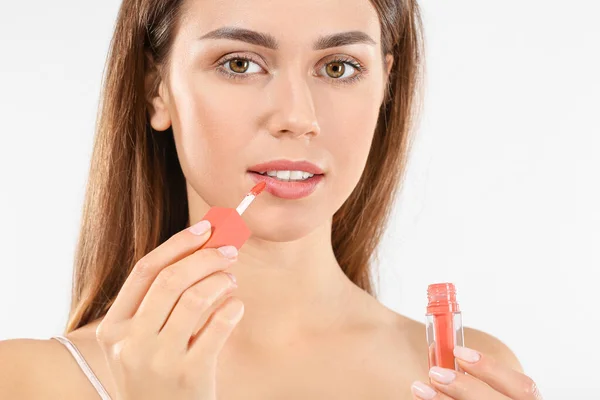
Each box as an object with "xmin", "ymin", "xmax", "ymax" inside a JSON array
[
  {"xmin": 0, "ymin": 332, "xmax": 106, "ymax": 399},
  {"xmin": 379, "ymin": 302, "xmax": 524, "ymax": 374},
  {"xmin": 363, "ymin": 292, "xmax": 523, "ymax": 373},
  {"xmin": 0, "ymin": 337, "xmax": 70, "ymax": 398},
  {"xmin": 461, "ymin": 326, "xmax": 524, "ymax": 372}
]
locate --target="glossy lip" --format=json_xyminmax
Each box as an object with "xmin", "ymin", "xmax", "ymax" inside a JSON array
[
  {"xmin": 247, "ymin": 171, "xmax": 324, "ymax": 199},
  {"xmin": 247, "ymin": 159, "xmax": 325, "ymax": 175}
]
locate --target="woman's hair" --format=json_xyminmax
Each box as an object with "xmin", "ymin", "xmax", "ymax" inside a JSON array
[{"xmin": 65, "ymin": 0, "xmax": 424, "ymax": 333}]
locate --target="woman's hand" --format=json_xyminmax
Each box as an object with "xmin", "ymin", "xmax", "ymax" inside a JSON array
[
  {"xmin": 95, "ymin": 220, "xmax": 243, "ymax": 400},
  {"xmin": 411, "ymin": 346, "xmax": 543, "ymax": 400}
]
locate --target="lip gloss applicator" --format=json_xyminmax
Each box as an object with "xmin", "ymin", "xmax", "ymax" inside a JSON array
[{"xmin": 198, "ymin": 181, "xmax": 266, "ymax": 251}]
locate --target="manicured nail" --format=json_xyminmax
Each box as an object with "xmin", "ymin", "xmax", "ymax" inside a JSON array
[
  {"xmin": 188, "ymin": 220, "xmax": 211, "ymax": 235},
  {"xmin": 454, "ymin": 346, "xmax": 481, "ymax": 363},
  {"xmin": 225, "ymin": 272, "xmax": 237, "ymax": 286},
  {"xmin": 218, "ymin": 245, "xmax": 238, "ymax": 259},
  {"xmin": 429, "ymin": 367, "xmax": 456, "ymax": 384},
  {"xmin": 411, "ymin": 381, "xmax": 437, "ymax": 399}
]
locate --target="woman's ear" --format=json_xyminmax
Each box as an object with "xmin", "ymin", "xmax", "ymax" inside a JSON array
[
  {"xmin": 382, "ymin": 53, "xmax": 394, "ymax": 105},
  {"xmin": 385, "ymin": 53, "xmax": 394, "ymax": 77},
  {"xmin": 145, "ymin": 56, "xmax": 172, "ymax": 132}
]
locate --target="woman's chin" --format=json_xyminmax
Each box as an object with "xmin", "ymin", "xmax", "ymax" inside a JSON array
[{"xmin": 246, "ymin": 217, "xmax": 324, "ymax": 243}]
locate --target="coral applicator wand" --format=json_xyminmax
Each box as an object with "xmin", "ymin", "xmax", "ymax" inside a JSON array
[{"xmin": 199, "ymin": 181, "xmax": 266, "ymax": 251}]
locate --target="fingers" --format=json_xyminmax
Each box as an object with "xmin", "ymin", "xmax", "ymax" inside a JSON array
[
  {"xmin": 412, "ymin": 346, "xmax": 542, "ymax": 400},
  {"xmin": 427, "ymin": 367, "xmax": 510, "ymax": 400},
  {"xmin": 187, "ymin": 296, "xmax": 244, "ymax": 362},
  {"xmin": 103, "ymin": 221, "xmax": 214, "ymax": 324},
  {"xmin": 158, "ymin": 271, "xmax": 238, "ymax": 350},
  {"xmin": 411, "ymin": 381, "xmax": 453, "ymax": 399},
  {"xmin": 454, "ymin": 347, "xmax": 543, "ymax": 400},
  {"xmin": 132, "ymin": 247, "xmax": 238, "ymax": 334}
]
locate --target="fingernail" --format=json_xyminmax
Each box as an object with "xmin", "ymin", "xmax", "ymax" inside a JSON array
[
  {"xmin": 411, "ymin": 381, "xmax": 437, "ymax": 399},
  {"xmin": 225, "ymin": 272, "xmax": 237, "ymax": 286},
  {"xmin": 454, "ymin": 346, "xmax": 481, "ymax": 363},
  {"xmin": 429, "ymin": 367, "xmax": 456, "ymax": 384},
  {"xmin": 188, "ymin": 220, "xmax": 211, "ymax": 235},
  {"xmin": 218, "ymin": 245, "xmax": 238, "ymax": 259}
]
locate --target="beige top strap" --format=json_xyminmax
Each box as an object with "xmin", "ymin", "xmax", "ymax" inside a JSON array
[{"xmin": 51, "ymin": 335, "xmax": 112, "ymax": 400}]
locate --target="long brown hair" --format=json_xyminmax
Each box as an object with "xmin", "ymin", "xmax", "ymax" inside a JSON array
[{"xmin": 65, "ymin": 0, "xmax": 424, "ymax": 333}]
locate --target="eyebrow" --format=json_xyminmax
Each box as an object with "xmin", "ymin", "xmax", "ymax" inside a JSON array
[{"xmin": 198, "ymin": 26, "xmax": 377, "ymax": 51}]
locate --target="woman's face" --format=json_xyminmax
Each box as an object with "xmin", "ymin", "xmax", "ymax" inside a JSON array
[{"xmin": 149, "ymin": 0, "xmax": 393, "ymax": 241}]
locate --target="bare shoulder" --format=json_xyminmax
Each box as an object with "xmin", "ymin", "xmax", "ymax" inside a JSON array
[
  {"xmin": 0, "ymin": 337, "xmax": 79, "ymax": 398},
  {"xmin": 0, "ymin": 328, "xmax": 108, "ymax": 399},
  {"xmin": 349, "ymin": 292, "xmax": 429, "ymax": 361},
  {"xmin": 367, "ymin": 293, "xmax": 524, "ymax": 374},
  {"xmin": 463, "ymin": 326, "xmax": 524, "ymax": 372},
  {"xmin": 379, "ymin": 306, "xmax": 524, "ymax": 374},
  {"xmin": 346, "ymin": 300, "xmax": 430, "ymax": 398},
  {"xmin": 350, "ymin": 288, "xmax": 429, "ymax": 358}
]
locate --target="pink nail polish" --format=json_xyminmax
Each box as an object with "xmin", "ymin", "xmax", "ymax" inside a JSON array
[
  {"xmin": 411, "ymin": 381, "xmax": 437, "ymax": 399},
  {"xmin": 454, "ymin": 346, "xmax": 481, "ymax": 363},
  {"xmin": 225, "ymin": 272, "xmax": 237, "ymax": 286},
  {"xmin": 429, "ymin": 367, "xmax": 457, "ymax": 384},
  {"xmin": 188, "ymin": 220, "xmax": 211, "ymax": 235},
  {"xmin": 218, "ymin": 245, "xmax": 238, "ymax": 259}
]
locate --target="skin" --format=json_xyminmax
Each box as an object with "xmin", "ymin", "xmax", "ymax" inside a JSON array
[
  {"xmin": 0, "ymin": 0, "xmax": 541, "ymax": 399},
  {"xmin": 150, "ymin": 0, "xmax": 393, "ymax": 351}
]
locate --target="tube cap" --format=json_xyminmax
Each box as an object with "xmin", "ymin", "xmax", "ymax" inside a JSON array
[{"xmin": 427, "ymin": 282, "xmax": 460, "ymax": 314}]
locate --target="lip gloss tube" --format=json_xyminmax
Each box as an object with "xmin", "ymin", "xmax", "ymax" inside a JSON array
[{"xmin": 426, "ymin": 282, "xmax": 464, "ymax": 375}]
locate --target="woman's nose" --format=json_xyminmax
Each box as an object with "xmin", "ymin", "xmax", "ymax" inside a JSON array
[{"xmin": 264, "ymin": 72, "xmax": 321, "ymax": 140}]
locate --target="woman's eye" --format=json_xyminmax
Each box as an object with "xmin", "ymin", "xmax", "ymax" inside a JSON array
[
  {"xmin": 222, "ymin": 58, "xmax": 263, "ymax": 74},
  {"xmin": 216, "ymin": 55, "xmax": 364, "ymax": 83},
  {"xmin": 321, "ymin": 61, "xmax": 358, "ymax": 80}
]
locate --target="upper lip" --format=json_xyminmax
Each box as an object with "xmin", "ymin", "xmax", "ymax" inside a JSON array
[{"xmin": 248, "ymin": 159, "xmax": 325, "ymax": 175}]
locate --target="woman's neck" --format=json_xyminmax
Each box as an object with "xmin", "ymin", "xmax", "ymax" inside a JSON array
[{"xmin": 224, "ymin": 229, "xmax": 359, "ymax": 348}]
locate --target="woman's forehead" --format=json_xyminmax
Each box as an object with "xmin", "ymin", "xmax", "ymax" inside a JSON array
[{"xmin": 180, "ymin": 0, "xmax": 382, "ymax": 45}]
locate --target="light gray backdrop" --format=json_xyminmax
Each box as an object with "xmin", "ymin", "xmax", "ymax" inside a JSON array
[{"xmin": 1, "ymin": 1, "xmax": 598, "ymax": 399}]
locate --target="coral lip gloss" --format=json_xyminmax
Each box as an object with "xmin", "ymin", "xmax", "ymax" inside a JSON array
[
  {"xmin": 247, "ymin": 171, "xmax": 324, "ymax": 200},
  {"xmin": 426, "ymin": 283, "xmax": 465, "ymax": 375},
  {"xmin": 247, "ymin": 159, "xmax": 324, "ymax": 175}
]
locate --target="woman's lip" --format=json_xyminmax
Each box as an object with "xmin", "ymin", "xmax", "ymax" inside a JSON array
[
  {"xmin": 247, "ymin": 171, "xmax": 324, "ymax": 200},
  {"xmin": 247, "ymin": 159, "xmax": 325, "ymax": 175}
]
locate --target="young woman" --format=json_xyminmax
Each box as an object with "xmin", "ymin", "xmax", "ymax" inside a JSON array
[{"xmin": 0, "ymin": 0, "xmax": 542, "ymax": 399}]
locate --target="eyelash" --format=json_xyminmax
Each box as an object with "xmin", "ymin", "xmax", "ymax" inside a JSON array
[{"xmin": 215, "ymin": 54, "xmax": 366, "ymax": 85}]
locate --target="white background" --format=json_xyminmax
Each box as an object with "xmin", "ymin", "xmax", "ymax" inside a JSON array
[{"xmin": 1, "ymin": 1, "xmax": 598, "ymax": 399}]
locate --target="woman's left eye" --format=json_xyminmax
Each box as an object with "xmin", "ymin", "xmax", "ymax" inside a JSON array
[
  {"xmin": 317, "ymin": 59, "xmax": 362, "ymax": 82},
  {"xmin": 216, "ymin": 55, "xmax": 365, "ymax": 84}
]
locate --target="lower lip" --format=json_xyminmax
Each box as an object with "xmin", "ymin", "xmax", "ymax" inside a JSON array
[{"xmin": 247, "ymin": 172, "xmax": 324, "ymax": 199}]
